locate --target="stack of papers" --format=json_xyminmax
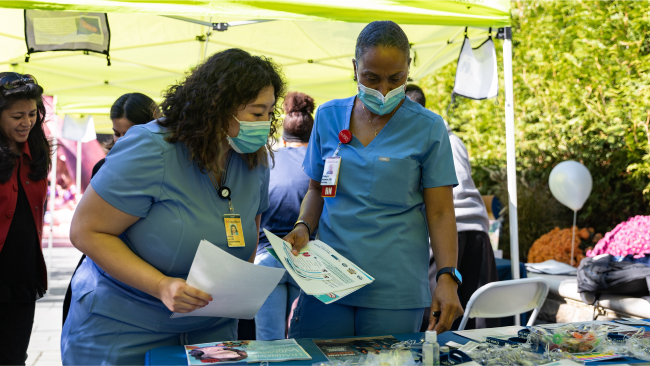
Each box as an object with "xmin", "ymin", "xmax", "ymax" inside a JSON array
[
  {"xmin": 525, "ymin": 260, "xmax": 577, "ymax": 275},
  {"xmin": 171, "ymin": 240, "xmax": 285, "ymax": 319},
  {"xmin": 264, "ymin": 229, "xmax": 374, "ymax": 304}
]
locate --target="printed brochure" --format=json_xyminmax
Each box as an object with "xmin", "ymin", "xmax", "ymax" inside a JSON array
[{"xmin": 184, "ymin": 339, "xmax": 311, "ymax": 365}]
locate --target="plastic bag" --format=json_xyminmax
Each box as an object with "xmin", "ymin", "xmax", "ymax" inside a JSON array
[{"xmin": 528, "ymin": 324, "xmax": 608, "ymax": 353}]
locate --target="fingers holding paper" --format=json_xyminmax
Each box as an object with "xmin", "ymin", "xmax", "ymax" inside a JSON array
[
  {"xmin": 428, "ymin": 278, "xmax": 463, "ymax": 334},
  {"xmin": 157, "ymin": 277, "xmax": 213, "ymax": 313},
  {"xmin": 283, "ymin": 224, "xmax": 310, "ymax": 256}
]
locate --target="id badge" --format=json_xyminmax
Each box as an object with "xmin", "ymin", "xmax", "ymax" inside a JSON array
[
  {"xmin": 321, "ymin": 156, "xmax": 341, "ymax": 197},
  {"xmin": 224, "ymin": 214, "xmax": 245, "ymax": 247}
]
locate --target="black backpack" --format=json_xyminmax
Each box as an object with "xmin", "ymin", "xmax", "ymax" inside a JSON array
[{"xmin": 577, "ymin": 254, "xmax": 650, "ymax": 304}]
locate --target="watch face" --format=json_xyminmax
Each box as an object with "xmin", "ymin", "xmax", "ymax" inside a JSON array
[{"xmin": 454, "ymin": 268, "xmax": 463, "ymax": 284}]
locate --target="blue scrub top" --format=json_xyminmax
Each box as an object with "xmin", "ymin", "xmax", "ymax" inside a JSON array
[
  {"xmin": 303, "ymin": 96, "xmax": 458, "ymax": 310},
  {"xmin": 257, "ymin": 147, "xmax": 314, "ymax": 253},
  {"xmin": 71, "ymin": 122, "xmax": 270, "ymax": 332}
]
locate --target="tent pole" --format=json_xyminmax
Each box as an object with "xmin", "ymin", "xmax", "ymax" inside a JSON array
[
  {"xmin": 47, "ymin": 95, "xmax": 58, "ymax": 297},
  {"xmin": 503, "ymin": 26, "xmax": 521, "ymax": 325},
  {"xmin": 76, "ymin": 141, "xmax": 82, "ymax": 192},
  {"xmin": 203, "ymin": 17, "xmax": 212, "ymax": 61}
]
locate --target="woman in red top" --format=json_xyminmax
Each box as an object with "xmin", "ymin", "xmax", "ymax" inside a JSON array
[{"xmin": 0, "ymin": 72, "xmax": 51, "ymax": 366}]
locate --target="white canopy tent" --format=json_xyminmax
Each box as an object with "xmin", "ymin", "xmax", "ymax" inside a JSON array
[{"xmin": 0, "ymin": 1, "xmax": 521, "ymax": 314}]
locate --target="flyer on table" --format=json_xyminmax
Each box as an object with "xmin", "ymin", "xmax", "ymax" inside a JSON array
[{"xmin": 184, "ymin": 339, "xmax": 311, "ymax": 365}]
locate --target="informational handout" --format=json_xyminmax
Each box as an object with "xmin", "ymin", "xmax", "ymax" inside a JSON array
[
  {"xmin": 33, "ymin": 16, "xmax": 105, "ymax": 45},
  {"xmin": 453, "ymin": 325, "xmax": 522, "ymax": 343},
  {"xmin": 264, "ymin": 229, "xmax": 374, "ymax": 304},
  {"xmin": 525, "ymin": 260, "xmax": 578, "ymax": 275},
  {"xmin": 185, "ymin": 339, "xmax": 311, "ymax": 364},
  {"xmin": 171, "ymin": 240, "xmax": 285, "ymax": 319}
]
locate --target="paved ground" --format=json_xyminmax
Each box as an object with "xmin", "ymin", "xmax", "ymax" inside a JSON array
[{"xmin": 26, "ymin": 247, "xmax": 82, "ymax": 366}]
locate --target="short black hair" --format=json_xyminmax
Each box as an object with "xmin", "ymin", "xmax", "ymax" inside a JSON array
[
  {"xmin": 405, "ymin": 84, "xmax": 426, "ymax": 107},
  {"xmin": 110, "ymin": 93, "xmax": 160, "ymax": 125},
  {"xmin": 355, "ymin": 21, "xmax": 410, "ymax": 62}
]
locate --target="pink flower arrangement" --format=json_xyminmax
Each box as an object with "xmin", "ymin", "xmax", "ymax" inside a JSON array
[{"xmin": 587, "ymin": 215, "xmax": 650, "ymax": 258}]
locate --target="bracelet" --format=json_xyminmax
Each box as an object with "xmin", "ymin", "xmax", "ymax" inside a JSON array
[{"xmin": 293, "ymin": 220, "xmax": 312, "ymax": 237}]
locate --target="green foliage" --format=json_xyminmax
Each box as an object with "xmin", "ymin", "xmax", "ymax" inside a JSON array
[{"xmin": 419, "ymin": 0, "xmax": 650, "ymax": 261}]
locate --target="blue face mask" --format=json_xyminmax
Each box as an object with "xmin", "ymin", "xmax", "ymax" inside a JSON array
[
  {"xmin": 356, "ymin": 71, "xmax": 407, "ymax": 115},
  {"xmin": 226, "ymin": 116, "xmax": 271, "ymax": 154}
]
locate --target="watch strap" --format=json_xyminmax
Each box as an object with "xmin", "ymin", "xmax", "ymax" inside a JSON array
[
  {"xmin": 436, "ymin": 267, "xmax": 461, "ymax": 285},
  {"xmin": 293, "ymin": 220, "xmax": 312, "ymax": 237}
]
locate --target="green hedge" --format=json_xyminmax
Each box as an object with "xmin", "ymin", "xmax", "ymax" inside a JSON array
[{"xmin": 419, "ymin": 0, "xmax": 650, "ymax": 261}]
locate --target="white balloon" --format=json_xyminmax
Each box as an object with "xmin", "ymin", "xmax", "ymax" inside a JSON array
[{"xmin": 549, "ymin": 161, "xmax": 593, "ymax": 211}]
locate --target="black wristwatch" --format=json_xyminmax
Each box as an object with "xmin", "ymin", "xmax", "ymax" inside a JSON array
[
  {"xmin": 293, "ymin": 220, "xmax": 312, "ymax": 237},
  {"xmin": 436, "ymin": 267, "xmax": 462, "ymax": 286}
]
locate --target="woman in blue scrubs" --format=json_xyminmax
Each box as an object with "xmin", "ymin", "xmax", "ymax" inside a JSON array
[
  {"xmin": 61, "ymin": 49, "xmax": 286, "ymax": 365},
  {"xmin": 285, "ymin": 21, "xmax": 464, "ymax": 337}
]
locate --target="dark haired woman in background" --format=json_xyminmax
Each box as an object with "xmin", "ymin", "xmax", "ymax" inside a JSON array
[
  {"xmin": 61, "ymin": 49, "xmax": 285, "ymax": 365},
  {"xmin": 254, "ymin": 91, "xmax": 315, "ymax": 340},
  {"xmin": 0, "ymin": 72, "xmax": 51, "ymax": 365},
  {"xmin": 92, "ymin": 92, "xmax": 160, "ymax": 175},
  {"xmin": 284, "ymin": 21, "xmax": 463, "ymax": 338},
  {"xmin": 61, "ymin": 92, "xmax": 160, "ymax": 326}
]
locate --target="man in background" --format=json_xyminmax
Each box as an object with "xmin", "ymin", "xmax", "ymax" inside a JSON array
[{"xmin": 406, "ymin": 85, "xmax": 498, "ymax": 330}]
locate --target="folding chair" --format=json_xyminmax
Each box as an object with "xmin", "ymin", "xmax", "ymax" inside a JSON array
[{"xmin": 457, "ymin": 277, "xmax": 549, "ymax": 330}]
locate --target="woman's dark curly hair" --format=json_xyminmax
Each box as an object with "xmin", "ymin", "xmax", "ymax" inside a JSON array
[
  {"xmin": 159, "ymin": 48, "xmax": 286, "ymax": 173},
  {"xmin": 0, "ymin": 72, "xmax": 51, "ymax": 183}
]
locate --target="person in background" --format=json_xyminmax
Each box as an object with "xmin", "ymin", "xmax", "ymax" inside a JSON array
[
  {"xmin": 284, "ymin": 21, "xmax": 463, "ymax": 338},
  {"xmin": 92, "ymin": 93, "xmax": 161, "ymax": 176},
  {"xmin": 255, "ymin": 91, "xmax": 315, "ymax": 340},
  {"xmin": 61, "ymin": 49, "xmax": 285, "ymax": 365},
  {"xmin": 405, "ymin": 84, "xmax": 498, "ymax": 330},
  {"xmin": 62, "ymin": 92, "xmax": 160, "ymax": 326},
  {"xmin": 0, "ymin": 72, "xmax": 51, "ymax": 365}
]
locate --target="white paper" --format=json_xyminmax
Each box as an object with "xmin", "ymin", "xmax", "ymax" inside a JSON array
[
  {"xmin": 171, "ymin": 240, "xmax": 285, "ymax": 319},
  {"xmin": 525, "ymin": 260, "xmax": 577, "ymax": 275},
  {"xmin": 264, "ymin": 229, "xmax": 374, "ymax": 297},
  {"xmin": 453, "ymin": 325, "xmax": 522, "ymax": 343},
  {"xmin": 544, "ymin": 361, "xmax": 586, "ymax": 366}
]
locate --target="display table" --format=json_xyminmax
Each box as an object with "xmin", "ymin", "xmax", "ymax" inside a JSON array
[
  {"xmin": 145, "ymin": 323, "xmax": 650, "ymax": 365},
  {"xmin": 145, "ymin": 331, "xmax": 469, "ymax": 366}
]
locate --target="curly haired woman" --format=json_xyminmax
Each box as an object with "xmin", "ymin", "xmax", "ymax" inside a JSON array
[{"xmin": 61, "ymin": 49, "xmax": 286, "ymax": 365}]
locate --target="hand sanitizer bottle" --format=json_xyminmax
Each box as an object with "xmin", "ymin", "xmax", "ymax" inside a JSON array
[{"xmin": 422, "ymin": 330, "xmax": 440, "ymax": 366}]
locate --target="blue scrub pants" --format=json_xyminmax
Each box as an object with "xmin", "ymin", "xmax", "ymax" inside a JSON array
[
  {"xmin": 61, "ymin": 290, "xmax": 237, "ymax": 365},
  {"xmin": 288, "ymin": 292, "xmax": 424, "ymax": 338},
  {"xmin": 254, "ymin": 250, "xmax": 300, "ymax": 340}
]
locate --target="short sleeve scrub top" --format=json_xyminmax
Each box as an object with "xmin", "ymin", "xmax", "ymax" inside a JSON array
[
  {"xmin": 61, "ymin": 123, "xmax": 269, "ymax": 361},
  {"xmin": 303, "ymin": 96, "xmax": 458, "ymax": 309}
]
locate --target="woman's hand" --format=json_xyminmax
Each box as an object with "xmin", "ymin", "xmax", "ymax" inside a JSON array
[
  {"xmin": 428, "ymin": 275, "xmax": 464, "ymax": 333},
  {"xmin": 283, "ymin": 224, "xmax": 310, "ymax": 256},
  {"xmin": 156, "ymin": 277, "xmax": 213, "ymax": 313}
]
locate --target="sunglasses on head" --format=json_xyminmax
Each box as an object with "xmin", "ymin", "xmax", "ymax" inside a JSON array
[{"xmin": 0, "ymin": 73, "xmax": 36, "ymax": 90}]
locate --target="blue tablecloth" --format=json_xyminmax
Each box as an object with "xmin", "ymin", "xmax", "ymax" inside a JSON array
[{"xmin": 495, "ymin": 258, "xmax": 527, "ymax": 281}]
